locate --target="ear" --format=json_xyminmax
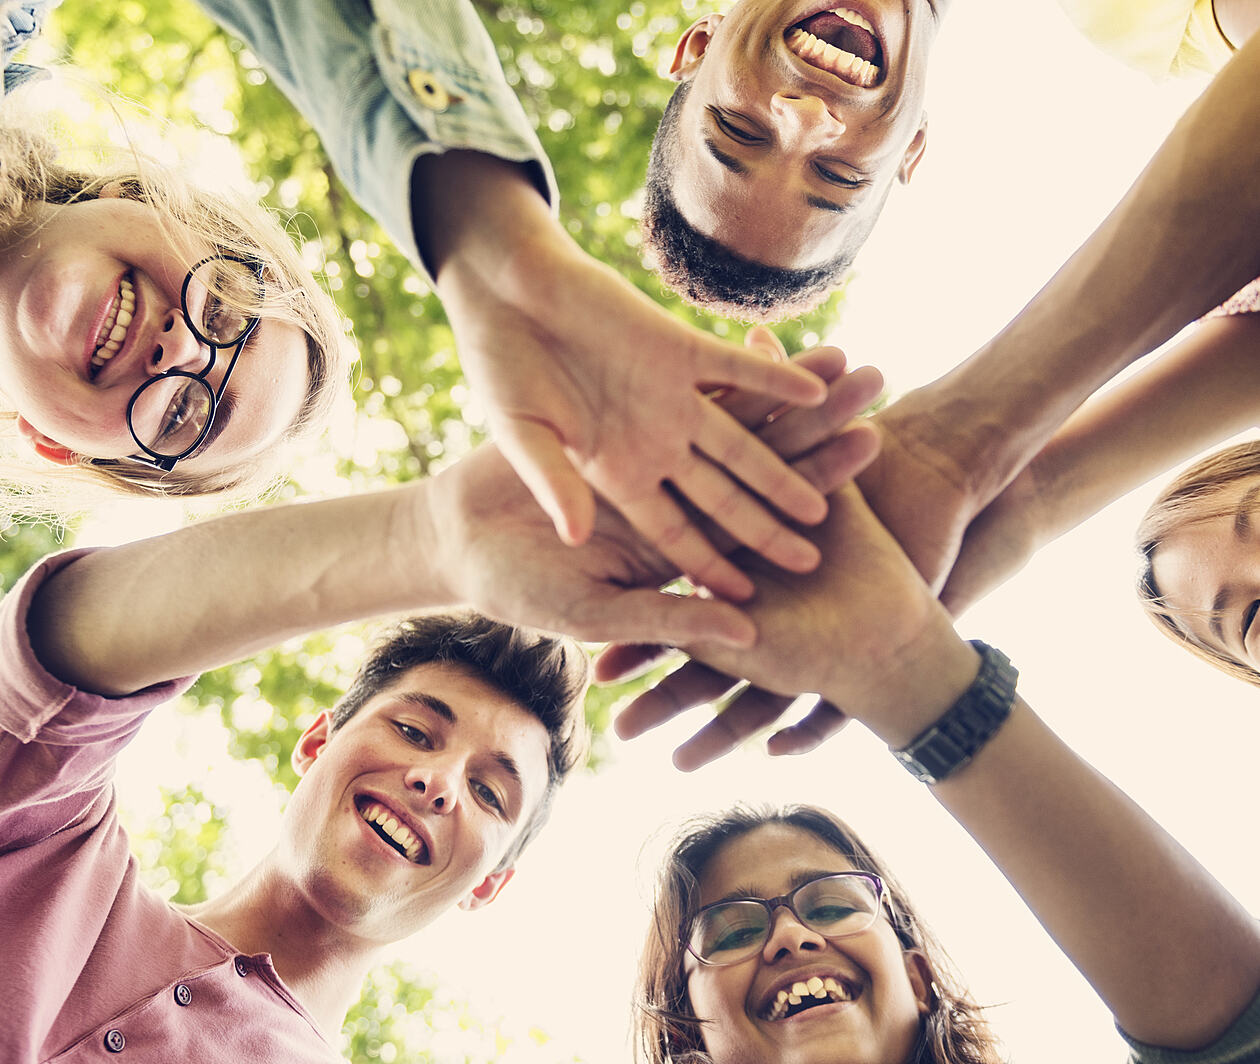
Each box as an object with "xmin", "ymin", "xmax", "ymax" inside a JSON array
[
  {"xmin": 669, "ymin": 13, "xmax": 724, "ymax": 81},
  {"xmin": 291, "ymin": 712, "xmax": 332, "ymax": 779},
  {"xmin": 16, "ymin": 417, "xmax": 79, "ymax": 466},
  {"xmin": 98, "ymin": 180, "xmax": 126, "ymax": 200},
  {"xmin": 457, "ymin": 866, "xmax": 515, "ymax": 912},
  {"xmin": 897, "ymin": 119, "xmax": 929, "ymax": 185},
  {"xmin": 902, "ymin": 949, "xmax": 935, "ymax": 1016}
]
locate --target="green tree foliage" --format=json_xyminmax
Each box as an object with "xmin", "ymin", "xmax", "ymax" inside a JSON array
[{"xmin": 128, "ymin": 784, "xmax": 232, "ymax": 905}]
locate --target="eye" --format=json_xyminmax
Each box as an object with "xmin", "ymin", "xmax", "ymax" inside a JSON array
[
  {"xmin": 710, "ymin": 107, "xmax": 764, "ymax": 144},
  {"xmin": 1243, "ymin": 601, "xmax": 1259, "ymax": 645},
  {"xmin": 813, "ymin": 162, "xmax": 863, "ymax": 188},
  {"xmin": 471, "ymin": 779, "xmax": 504, "ymax": 813},
  {"xmin": 395, "ymin": 722, "xmax": 432, "ymax": 748},
  {"xmin": 156, "ymin": 381, "xmax": 211, "ymax": 445}
]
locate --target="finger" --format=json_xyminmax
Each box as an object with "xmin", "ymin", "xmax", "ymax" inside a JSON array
[
  {"xmin": 671, "ymin": 458, "xmax": 821, "ymax": 574},
  {"xmin": 758, "ymin": 364, "xmax": 884, "ymax": 457},
  {"xmin": 614, "ymin": 659, "xmax": 744, "ymax": 740},
  {"xmin": 743, "ymin": 326, "xmax": 789, "ymax": 363},
  {"xmin": 568, "ymin": 587, "xmax": 756, "ymax": 648},
  {"xmin": 695, "ymin": 340, "xmax": 828, "ymax": 407},
  {"xmin": 673, "ymin": 688, "xmax": 801, "ymax": 772},
  {"xmin": 719, "ymin": 347, "xmax": 851, "ymax": 427},
  {"xmin": 496, "ymin": 418, "xmax": 596, "ymax": 546},
  {"xmin": 766, "ymin": 701, "xmax": 851, "ymax": 756},
  {"xmin": 592, "ymin": 642, "xmax": 673, "ymax": 684},
  {"xmin": 696, "ymin": 402, "xmax": 828, "ymax": 525},
  {"xmin": 788, "ymin": 423, "xmax": 882, "ymax": 495},
  {"xmin": 619, "ymin": 490, "xmax": 756, "ymax": 602}
]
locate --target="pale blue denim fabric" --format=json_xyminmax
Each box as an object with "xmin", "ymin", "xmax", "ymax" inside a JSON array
[
  {"xmin": 193, "ymin": 0, "xmax": 557, "ymax": 278},
  {"xmin": 2, "ymin": 0, "xmax": 61, "ymax": 95}
]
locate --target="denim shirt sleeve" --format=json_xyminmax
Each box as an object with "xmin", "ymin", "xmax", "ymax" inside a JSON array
[
  {"xmin": 2, "ymin": 0, "xmax": 62, "ymax": 95},
  {"xmin": 191, "ymin": 0, "xmax": 557, "ymax": 277}
]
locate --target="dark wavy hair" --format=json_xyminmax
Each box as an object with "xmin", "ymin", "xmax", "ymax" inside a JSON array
[
  {"xmin": 634, "ymin": 804, "xmax": 1005, "ymax": 1064},
  {"xmin": 642, "ymin": 82, "xmax": 852, "ymax": 323},
  {"xmin": 331, "ymin": 612, "xmax": 591, "ymax": 872}
]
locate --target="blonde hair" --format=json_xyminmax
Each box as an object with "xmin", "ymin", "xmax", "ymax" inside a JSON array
[
  {"xmin": 635, "ymin": 805, "xmax": 1004, "ymax": 1064},
  {"xmin": 0, "ymin": 84, "xmax": 351, "ymax": 521},
  {"xmin": 1135, "ymin": 439, "xmax": 1260, "ymax": 688}
]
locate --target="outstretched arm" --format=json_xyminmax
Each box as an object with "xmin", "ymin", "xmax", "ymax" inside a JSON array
[
  {"xmin": 859, "ymin": 28, "xmax": 1260, "ymax": 591},
  {"xmin": 622, "ymin": 485, "xmax": 1260, "ymax": 1050},
  {"xmin": 941, "ymin": 310, "xmax": 1260, "ymax": 614}
]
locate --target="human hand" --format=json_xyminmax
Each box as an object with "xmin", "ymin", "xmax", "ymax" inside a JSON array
[
  {"xmin": 426, "ymin": 344, "xmax": 881, "ymax": 647},
  {"xmin": 603, "ymin": 483, "xmax": 975, "ymax": 767},
  {"xmin": 442, "ymin": 228, "xmax": 854, "ymax": 602}
]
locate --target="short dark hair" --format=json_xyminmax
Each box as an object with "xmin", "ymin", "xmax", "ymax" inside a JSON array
[
  {"xmin": 642, "ymin": 82, "xmax": 851, "ymax": 323},
  {"xmin": 330, "ymin": 612, "xmax": 591, "ymax": 871}
]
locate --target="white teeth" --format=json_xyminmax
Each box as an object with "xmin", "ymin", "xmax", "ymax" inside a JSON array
[
  {"xmin": 791, "ymin": 981, "xmax": 809, "ymax": 997},
  {"xmin": 829, "ymin": 8, "xmax": 874, "ymax": 35},
  {"xmin": 359, "ymin": 800, "xmax": 425, "ymax": 863},
  {"xmin": 91, "ymin": 275, "xmax": 136, "ymax": 369},
  {"xmin": 764, "ymin": 977, "xmax": 856, "ymax": 1020},
  {"xmin": 786, "ymin": 26, "xmax": 881, "ymax": 86}
]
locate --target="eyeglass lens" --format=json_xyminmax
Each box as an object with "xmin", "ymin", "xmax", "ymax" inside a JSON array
[
  {"xmin": 688, "ymin": 874, "xmax": 882, "ymax": 965},
  {"xmin": 128, "ymin": 374, "xmax": 215, "ymax": 458},
  {"xmin": 186, "ymin": 257, "xmax": 263, "ymax": 347}
]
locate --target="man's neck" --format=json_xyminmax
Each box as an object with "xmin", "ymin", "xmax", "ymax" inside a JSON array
[{"xmin": 179, "ymin": 856, "xmax": 383, "ymax": 1038}]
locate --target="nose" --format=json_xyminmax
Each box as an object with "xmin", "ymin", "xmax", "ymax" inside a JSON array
[
  {"xmin": 405, "ymin": 760, "xmax": 460, "ymax": 815},
  {"xmin": 147, "ymin": 306, "xmax": 209, "ymax": 376},
  {"xmin": 769, "ymin": 91, "xmax": 846, "ymax": 140},
  {"xmin": 761, "ymin": 904, "xmax": 826, "ymax": 962}
]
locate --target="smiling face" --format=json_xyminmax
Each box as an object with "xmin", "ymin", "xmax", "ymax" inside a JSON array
[
  {"xmin": 685, "ymin": 823, "xmax": 931, "ymax": 1064},
  {"xmin": 0, "ymin": 189, "xmax": 309, "ymax": 472},
  {"xmin": 1147, "ymin": 475, "xmax": 1260, "ymax": 676},
  {"xmin": 664, "ymin": 0, "xmax": 941, "ymax": 271},
  {"xmin": 281, "ymin": 663, "xmax": 552, "ymax": 945}
]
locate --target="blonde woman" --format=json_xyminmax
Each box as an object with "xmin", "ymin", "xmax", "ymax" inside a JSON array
[{"xmin": 1, "ymin": 13, "xmax": 348, "ymax": 517}]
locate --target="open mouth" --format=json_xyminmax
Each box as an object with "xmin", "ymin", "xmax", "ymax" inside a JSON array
[
  {"xmin": 762, "ymin": 976, "xmax": 858, "ymax": 1021},
  {"xmin": 356, "ymin": 796, "xmax": 430, "ymax": 865},
  {"xmin": 786, "ymin": 8, "xmax": 883, "ymax": 87},
  {"xmin": 90, "ymin": 271, "xmax": 136, "ymax": 379}
]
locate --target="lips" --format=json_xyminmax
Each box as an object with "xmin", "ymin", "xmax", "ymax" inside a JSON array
[
  {"xmin": 355, "ymin": 794, "xmax": 432, "ymax": 865},
  {"xmin": 758, "ymin": 970, "xmax": 863, "ymax": 1022},
  {"xmin": 786, "ymin": 8, "xmax": 884, "ymax": 87}
]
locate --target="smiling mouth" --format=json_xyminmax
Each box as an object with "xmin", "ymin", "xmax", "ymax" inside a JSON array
[
  {"xmin": 90, "ymin": 272, "xmax": 136, "ymax": 379},
  {"xmin": 763, "ymin": 976, "xmax": 858, "ymax": 1021},
  {"xmin": 356, "ymin": 797, "xmax": 430, "ymax": 864},
  {"xmin": 786, "ymin": 9, "xmax": 883, "ymax": 87}
]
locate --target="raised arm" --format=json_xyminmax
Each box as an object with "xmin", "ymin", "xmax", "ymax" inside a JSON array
[
  {"xmin": 859, "ymin": 27, "xmax": 1260, "ymax": 591},
  {"xmin": 941, "ymin": 309, "xmax": 1260, "ymax": 614},
  {"xmin": 625, "ymin": 485, "xmax": 1260, "ymax": 1051}
]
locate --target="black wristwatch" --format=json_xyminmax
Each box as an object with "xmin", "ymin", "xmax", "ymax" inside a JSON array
[{"xmin": 891, "ymin": 641, "xmax": 1018, "ymax": 785}]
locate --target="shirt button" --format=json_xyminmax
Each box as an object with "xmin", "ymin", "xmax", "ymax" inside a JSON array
[
  {"xmin": 406, "ymin": 69, "xmax": 451, "ymax": 111},
  {"xmin": 173, "ymin": 983, "xmax": 193, "ymax": 1006},
  {"xmin": 234, "ymin": 957, "xmax": 250, "ymax": 977},
  {"xmin": 104, "ymin": 1029, "xmax": 126, "ymax": 1053}
]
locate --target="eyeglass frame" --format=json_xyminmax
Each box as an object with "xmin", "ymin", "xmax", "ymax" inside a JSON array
[
  {"xmin": 124, "ymin": 254, "xmax": 264, "ymax": 471},
  {"xmin": 682, "ymin": 871, "xmax": 889, "ymax": 967}
]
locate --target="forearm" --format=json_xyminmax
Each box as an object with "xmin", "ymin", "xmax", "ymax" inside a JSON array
[
  {"xmin": 841, "ymin": 634, "xmax": 1260, "ymax": 1050},
  {"xmin": 26, "ymin": 481, "xmax": 447, "ymax": 697},
  {"xmin": 918, "ymin": 31, "xmax": 1260, "ymax": 501}
]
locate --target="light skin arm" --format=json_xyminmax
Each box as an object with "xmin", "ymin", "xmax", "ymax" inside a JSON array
[
  {"xmin": 28, "ymin": 348, "xmax": 881, "ymax": 698},
  {"xmin": 941, "ymin": 311, "xmax": 1260, "ymax": 614},
  {"xmin": 860, "ymin": 27, "xmax": 1260, "ymax": 590},
  {"xmin": 410, "ymin": 149, "xmax": 836, "ymax": 601},
  {"xmin": 620, "ymin": 486, "xmax": 1260, "ymax": 1050}
]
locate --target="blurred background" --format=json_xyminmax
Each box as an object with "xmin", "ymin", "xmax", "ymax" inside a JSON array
[{"xmin": 3, "ymin": 0, "xmax": 1257, "ymax": 1060}]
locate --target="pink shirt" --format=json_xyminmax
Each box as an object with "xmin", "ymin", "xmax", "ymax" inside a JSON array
[{"xmin": 0, "ymin": 551, "xmax": 343, "ymax": 1063}]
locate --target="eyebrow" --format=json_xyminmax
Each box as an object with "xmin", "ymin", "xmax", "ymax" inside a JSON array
[
  {"xmin": 713, "ymin": 867, "xmax": 844, "ymax": 905},
  {"xmin": 1234, "ymin": 484, "xmax": 1260, "ymax": 540},
  {"xmin": 394, "ymin": 691, "xmax": 524, "ymax": 790},
  {"xmin": 702, "ymin": 139, "xmax": 850, "ymax": 214}
]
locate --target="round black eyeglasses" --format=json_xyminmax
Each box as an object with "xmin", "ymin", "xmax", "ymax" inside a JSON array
[
  {"xmin": 125, "ymin": 255, "xmax": 264, "ymax": 471},
  {"xmin": 685, "ymin": 872, "xmax": 886, "ymax": 966}
]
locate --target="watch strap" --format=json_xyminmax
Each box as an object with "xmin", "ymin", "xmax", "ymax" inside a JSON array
[{"xmin": 890, "ymin": 640, "xmax": 1018, "ymax": 785}]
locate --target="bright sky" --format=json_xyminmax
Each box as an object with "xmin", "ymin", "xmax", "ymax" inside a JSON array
[{"xmin": 100, "ymin": 0, "xmax": 1260, "ymax": 1061}]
